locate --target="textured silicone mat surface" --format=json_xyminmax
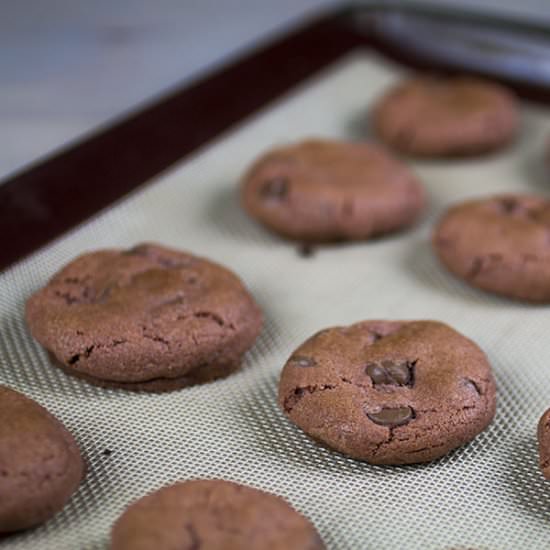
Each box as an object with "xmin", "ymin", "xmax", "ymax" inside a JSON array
[{"xmin": 2, "ymin": 52, "xmax": 550, "ymax": 550}]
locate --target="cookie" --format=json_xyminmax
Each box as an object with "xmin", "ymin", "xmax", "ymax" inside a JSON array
[
  {"xmin": 278, "ymin": 320, "xmax": 495, "ymax": 465},
  {"xmin": 373, "ymin": 76, "xmax": 519, "ymax": 156},
  {"xmin": 25, "ymin": 243, "xmax": 263, "ymax": 391},
  {"xmin": 0, "ymin": 385, "xmax": 84, "ymax": 533},
  {"xmin": 111, "ymin": 479, "xmax": 325, "ymax": 550},
  {"xmin": 433, "ymin": 195, "xmax": 550, "ymax": 302},
  {"xmin": 240, "ymin": 139, "xmax": 425, "ymax": 242},
  {"xmin": 538, "ymin": 409, "xmax": 550, "ymax": 479}
]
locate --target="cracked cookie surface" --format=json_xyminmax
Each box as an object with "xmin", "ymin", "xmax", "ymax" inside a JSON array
[
  {"xmin": 433, "ymin": 195, "xmax": 550, "ymax": 302},
  {"xmin": 25, "ymin": 243, "xmax": 263, "ymax": 391},
  {"xmin": 373, "ymin": 76, "xmax": 518, "ymax": 157},
  {"xmin": 240, "ymin": 139, "xmax": 425, "ymax": 242},
  {"xmin": 278, "ymin": 320, "xmax": 496, "ymax": 465},
  {"xmin": 0, "ymin": 385, "xmax": 85, "ymax": 533},
  {"xmin": 111, "ymin": 479, "xmax": 325, "ymax": 550}
]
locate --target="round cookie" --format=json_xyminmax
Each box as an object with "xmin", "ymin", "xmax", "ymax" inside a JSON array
[
  {"xmin": 433, "ymin": 194, "xmax": 550, "ymax": 302},
  {"xmin": 240, "ymin": 139, "xmax": 425, "ymax": 242},
  {"xmin": 111, "ymin": 479, "xmax": 325, "ymax": 550},
  {"xmin": 373, "ymin": 76, "xmax": 519, "ymax": 156},
  {"xmin": 0, "ymin": 385, "xmax": 85, "ymax": 533},
  {"xmin": 25, "ymin": 243, "xmax": 263, "ymax": 391},
  {"xmin": 538, "ymin": 409, "xmax": 550, "ymax": 479},
  {"xmin": 278, "ymin": 320, "xmax": 496, "ymax": 465}
]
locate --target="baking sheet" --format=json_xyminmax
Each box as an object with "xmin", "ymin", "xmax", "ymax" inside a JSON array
[{"xmin": 2, "ymin": 51, "xmax": 550, "ymax": 550}]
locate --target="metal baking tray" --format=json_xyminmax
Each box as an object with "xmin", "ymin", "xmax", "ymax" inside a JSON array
[{"xmin": 2, "ymin": 4, "xmax": 550, "ymax": 549}]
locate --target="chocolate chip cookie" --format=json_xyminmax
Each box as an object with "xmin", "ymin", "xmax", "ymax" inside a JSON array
[
  {"xmin": 241, "ymin": 139, "xmax": 425, "ymax": 242},
  {"xmin": 25, "ymin": 243, "xmax": 263, "ymax": 391},
  {"xmin": 433, "ymin": 195, "xmax": 550, "ymax": 302},
  {"xmin": 538, "ymin": 409, "xmax": 550, "ymax": 479},
  {"xmin": 0, "ymin": 385, "xmax": 85, "ymax": 533},
  {"xmin": 373, "ymin": 76, "xmax": 519, "ymax": 156},
  {"xmin": 278, "ymin": 320, "xmax": 496, "ymax": 465},
  {"xmin": 111, "ymin": 479, "xmax": 325, "ymax": 550}
]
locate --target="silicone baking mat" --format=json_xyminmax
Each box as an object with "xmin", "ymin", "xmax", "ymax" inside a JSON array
[{"xmin": 2, "ymin": 52, "xmax": 550, "ymax": 550}]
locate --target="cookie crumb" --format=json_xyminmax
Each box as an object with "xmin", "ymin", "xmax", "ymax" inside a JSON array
[{"xmin": 298, "ymin": 243, "xmax": 315, "ymax": 258}]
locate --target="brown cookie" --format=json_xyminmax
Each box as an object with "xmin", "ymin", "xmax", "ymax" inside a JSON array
[
  {"xmin": 373, "ymin": 76, "xmax": 519, "ymax": 156},
  {"xmin": 0, "ymin": 385, "xmax": 85, "ymax": 533},
  {"xmin": 433, "ymin": 194, "xmax": 550, "ymax": 302},
  {"xmin": 111, "ymin": 479, "xmax": 325, "ymax": 550},
  {"xmin": 240, "ymin": 139, "xmax": 425, "ymax": 242},
  {"xmin": 25, "ymin": 243, "xmax": 263, "ymax": 391},
  {"xmin": 538, "ymin": 409, "xmax": 550, "ymax": 479},
  {"xmin": 278, "ymin": 320, "xmax": 496, "ymax": 465}
]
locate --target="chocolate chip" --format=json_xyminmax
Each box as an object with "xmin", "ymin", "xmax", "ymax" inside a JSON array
[
  {"xmin": 369, "ymin": 331, "xmax": 383, "ymax": 342},
  {"xmin": 289, "ymin": 355, "xmax": 317, "ymax": 368},
  {"xmin": 365, "ymin": 361, "xmax": 413, "ymax": 386},
  {"xmin": 499, "ymin": 197, "xmax": 520, "ymax": 214},
  {"xmin": 367, "ymin": 406, "xmax": 414, "ymax": 426},
  {"xmin": 260, "ymin": 177, "xmax": 288, "ymax": 200}
]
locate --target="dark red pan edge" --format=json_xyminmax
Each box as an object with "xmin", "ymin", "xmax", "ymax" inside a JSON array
[{"xmin": 2, "ymin": 5, "xmax": 549, "ymax": 272}]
